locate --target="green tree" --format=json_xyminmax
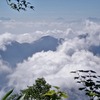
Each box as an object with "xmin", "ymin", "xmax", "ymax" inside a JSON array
[
  {"xmin": 6, "ymin": 0, "xmax": 34, "ymax": 11},
  {"xmin": 21, "ymin": 78, "xmax": 51, "ymax": 100},
  {"xmin": 3, "ymin": 78, "xmax": 68, "ymax": 100},
  {"xmin": 71, "ymin": 70, "xmax": 100, "ymax": 100}
]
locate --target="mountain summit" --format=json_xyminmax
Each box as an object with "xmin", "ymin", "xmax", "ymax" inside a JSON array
[{"xmin": 0, "ymin": 36, "xmax": 60, "ymax": 67}]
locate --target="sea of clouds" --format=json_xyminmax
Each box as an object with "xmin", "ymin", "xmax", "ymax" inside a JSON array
[{"xmin": 0, "ymin": 18, "xmax": 100, "ymax": 100}]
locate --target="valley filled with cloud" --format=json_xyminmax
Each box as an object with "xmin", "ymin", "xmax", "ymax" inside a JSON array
[{"xmin": 0, "ymin": 18, "xmax": 100, "ymax": 100}]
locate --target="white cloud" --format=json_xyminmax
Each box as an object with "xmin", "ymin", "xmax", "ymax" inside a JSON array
[
  {"xmin": 0, "ymin": 33, "xmax": 14, "ymax": 50},
  {"xmin": 0, "ymin": 19, "xmax": 100, "ymax": 100},
  {"xmin": 57, "ymin": 38, "xmax": 86, "ymax": 56},
  {"xmin": 8, "ymin": 51, "xmax": 70, "ymax": 89},
  {"xmin": 84, "ymin": 20, "xmax": 100, "ymax": 33},
  {"xmin": 8, "ymin": 43, "xmax": 100, "ymax": 91},
  {"xmin": 0, "ymin": 19, "xmax": 100, "ymax": 44},
  {"xmin": 0, "ymin": 60, "xmax": 12, "ymax": 74}
]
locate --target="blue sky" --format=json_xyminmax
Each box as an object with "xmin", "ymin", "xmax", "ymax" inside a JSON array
[{"xmin": 0, "ymin": 0, "xmax": 100, "ymax": 21}]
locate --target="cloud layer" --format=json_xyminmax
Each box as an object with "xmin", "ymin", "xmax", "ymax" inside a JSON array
[{"xmin": 0, "ymin": 18, "xmax": 100, "ymax": 100}]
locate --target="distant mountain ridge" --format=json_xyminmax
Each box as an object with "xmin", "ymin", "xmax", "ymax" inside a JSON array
[
  {"xmin": 0, "ymin": 36, "xmax": 60, "ymax": 67},
  {"xmin": 87, "ymin": 17, "xmax": 100, "ymax": 22},
  {"xmin": 0, "ymin": 17, "xmax": 11, "ymax": 21}
]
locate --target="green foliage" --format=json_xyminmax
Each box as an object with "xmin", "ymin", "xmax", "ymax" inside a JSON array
[
  {"xmin": 71, "ymin": 70, "xmax": 100, "ymax": 100},
  {"xmin": 19, "ymin": 94, "xmax": 26, "ymax": 100},
  {"xmin": 43, "ymin": 86, "xmax": 68, "ymax": 100},
  {"xmin": 6, "ymin": 94, "xmax": 23, "ymax": 100},
  {"xmin": 21, "ymin": 78, "xmax": 51, "ymax": 100},
  {"xmin": 2, "ymin": 89, "xmax": 14, "ymax": 100},
  {"xmin": 3, "ymin": 78, "xmax": 68, "ymax": 100},
  {"xmin": 6, "ymin": 0, "xmax": 34, "ymax": 11}
]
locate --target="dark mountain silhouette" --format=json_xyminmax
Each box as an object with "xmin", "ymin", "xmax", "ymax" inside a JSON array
[
  {"xmin": 0, "ymin": 36, "xmax": 60, "ymax": 67},
  {"xmin": 87, "ymin": 17, "xmax": 100, "ymax": 22}
]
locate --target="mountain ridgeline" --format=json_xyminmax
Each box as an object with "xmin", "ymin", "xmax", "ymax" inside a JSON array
[{"xmin": 0, "ymin": 36, "xmax": 61, "ymax": 67}]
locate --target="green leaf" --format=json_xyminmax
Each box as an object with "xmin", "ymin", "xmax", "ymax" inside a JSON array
[
  {"xmin": 91, "ymin": 75, "xmax": 97, "ymax": 78},
  {"xmin": 79, "ymin": 87, "xmax": 85, "ymax": 90},
  {"xmin": 78, "ymin": 70, "xmax": 84, "ymax": 72},
  {"xmin": 61, "ymin": 92, "xmax": 68, "ymax": 98},
  {"xmin": 74, "ymin": 77, "xmax": 79, "ymax": 79},
  {"xmin": 96, "ymin": 81, "xmax": 100, "ymax": 83},
  {"xmin": 90, "ymin": 70, "xmax": 96, "ymax": 73},
  {"xmin": 81, "ymin": 76, "xmax": 86, "ymax": 78},
  {"xmin": 19, "ymin": 94, "xmax": 25, "ymax": 100},
  {"xmin": 83, "ymin": 70, "xmax": 89, "ymax": 73},
  {"xmin": 43, "ymin": 90, "xmax": 55, "ymax": 96},
  {"xmin": 2, "ymin": 89, "xmax": 14, "ymax": 100},
  {"xmin": 16, "ymin": 95, "xmax": 22, "ymax": 100},
  {"xmin": 85, "ymin": 81, "xmax": 95, "ymax": 87},
  {"xmin": 70, "ymin": 71, "xmax": 76, "ymax": 73},
  {"xmin": 77, "ymin": 81, "xmax": 81, "ymax": 83},
  {"xmin": 53, "ymin": 86, "xmax": 60, "ymax": 90},
  {"xmin": 88, "ymin": 91, "xmax": 97, "ymax": 97}
]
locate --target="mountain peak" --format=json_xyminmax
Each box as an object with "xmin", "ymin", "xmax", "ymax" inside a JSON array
[{"xmin": 0, "ymin": 36, "xmax": 60, "ymax": 67}]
